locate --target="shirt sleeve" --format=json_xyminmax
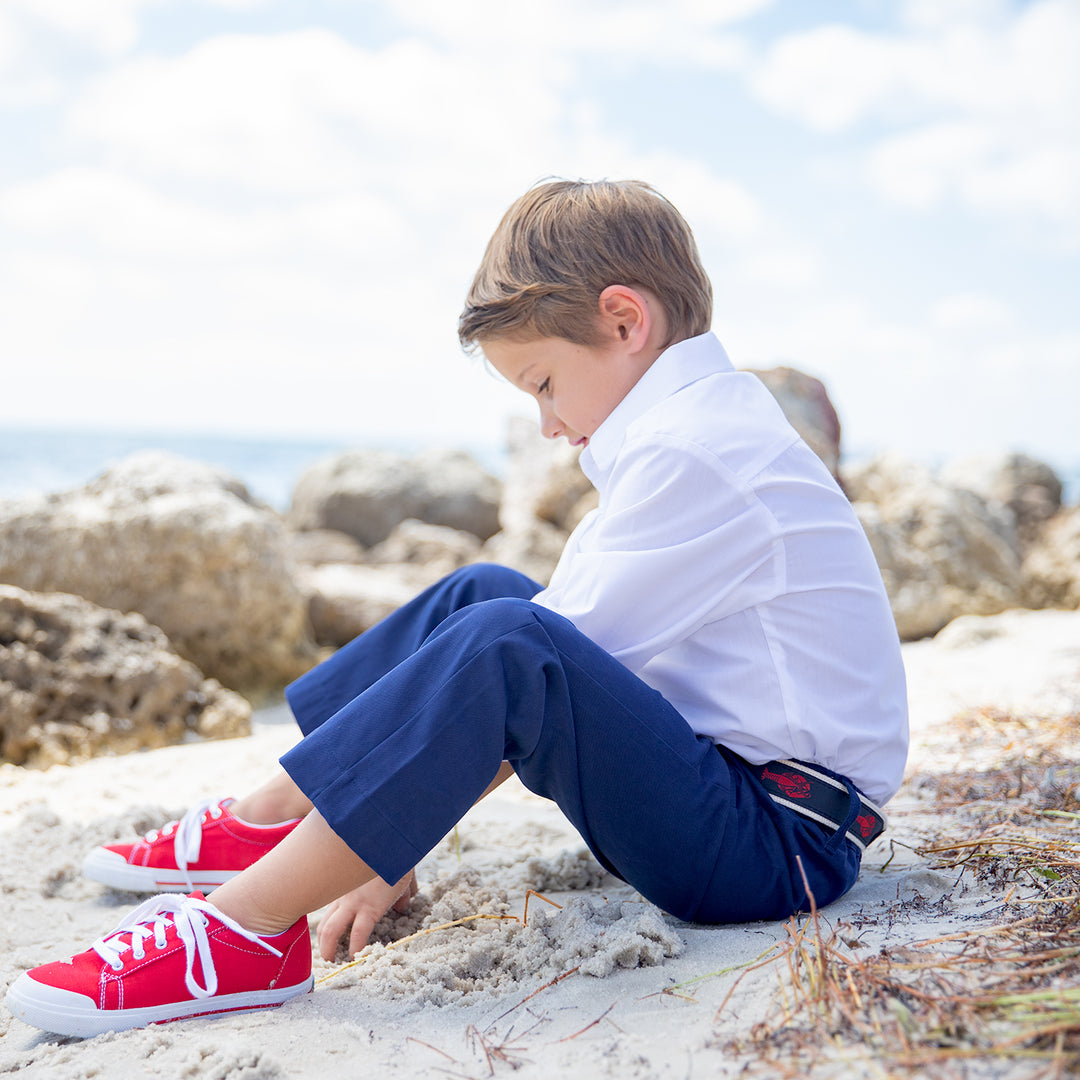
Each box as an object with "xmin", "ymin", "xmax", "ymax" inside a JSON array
[{"xmin": 533, "ymin": 431, "xmax": 786, "ymax": 674}]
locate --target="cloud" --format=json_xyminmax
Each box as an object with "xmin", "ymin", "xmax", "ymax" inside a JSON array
[
  {"xmin": 0, "ymin": 166, "xmax": 411, "ymax": 261},
  {"xmin": 380, "ymin": 0, "xmax": 766, "ymax": 65},
  {"xmin": 3, "ymin": 0, "xmax": 163, "ymax": 57},
  {"xmin": 68, "ymin": 29, "xmax": 568, "ymax": 199},
  {"xmin": 930, "ymin": 291, "xmax": 1015, "ymax": 333},
  {"xmin": 746, "ymin": 1, "xmax": 1080, "ymax": 234}
]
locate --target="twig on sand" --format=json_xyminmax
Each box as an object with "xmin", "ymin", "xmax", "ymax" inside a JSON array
[
  {"xmin": 488, "ymin": 966, "xmax": 581, "ymax": 1027},
  {"xmin": 406, "ymin": 1036, "xmax": 459, "ymax": 1062},
  {"xmin": 714, "ymin": 712, "xmax": 1080, "ymax": 1077},
  {"xmin": 522, "ymin": 889, "xmax": 562, "ymax": 926},
  {"xmin": 555, "ymin": 1002, "xmax": 618, "ymax": 1042},
  {"xmin": 466, "ymin": 1023, "xmax": 531, "ymax": 1075}
]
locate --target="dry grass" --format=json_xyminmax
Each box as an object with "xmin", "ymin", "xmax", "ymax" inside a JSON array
[{"xmin": 716, "ymin": 707, "xmax": 1080, "ymax": 1079}]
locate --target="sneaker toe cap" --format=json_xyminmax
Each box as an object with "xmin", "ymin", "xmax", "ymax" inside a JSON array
[{"xmin": 5, "ymin": 972, "xmax": 102, "ymax": 1036}]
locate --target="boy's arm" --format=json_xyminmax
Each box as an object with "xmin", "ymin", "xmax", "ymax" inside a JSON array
[{"xmin": 538, "ymin": 432, "xmax": 788, "ymax": 672}]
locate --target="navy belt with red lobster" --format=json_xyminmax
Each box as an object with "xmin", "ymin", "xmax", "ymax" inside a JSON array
[{"xmin": 752, "ymin": 759, "xmax": 886, "ymax": 852}]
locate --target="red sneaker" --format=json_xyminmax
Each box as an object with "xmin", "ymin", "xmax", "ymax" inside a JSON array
[
  {"xmin": 4, "ymin": 893, "xmax": 313, "ymax": 1037},
  {"xmin": 82, "ymin": 798, "xmax": 302, "ymax": 893}
]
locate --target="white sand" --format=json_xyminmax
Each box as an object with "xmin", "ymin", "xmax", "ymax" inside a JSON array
[{"xmin": 2, "ymin": 607, "xmax": 1079, "ymax": 1078}]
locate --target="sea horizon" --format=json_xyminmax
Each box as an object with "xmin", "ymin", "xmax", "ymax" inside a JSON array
[{"xmin": 1, "ymin": 423, "xmax": 1077, "ymax": 512}]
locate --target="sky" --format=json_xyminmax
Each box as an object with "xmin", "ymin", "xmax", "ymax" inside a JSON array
[{"xmin": 1, "ymin": 0, "xmax": 1077, "ymax": 471}]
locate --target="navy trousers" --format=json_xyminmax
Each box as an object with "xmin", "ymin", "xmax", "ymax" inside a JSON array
[{"xmin": 282, "ymin": 565, "xmax": 861, "ymax": 923}]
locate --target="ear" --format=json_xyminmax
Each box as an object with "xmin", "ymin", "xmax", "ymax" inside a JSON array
[{"xmin": 597, "ymin": 285, "xmax": 651, "ymax": 352}]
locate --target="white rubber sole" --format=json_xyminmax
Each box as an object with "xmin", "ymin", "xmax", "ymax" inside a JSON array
[
  {"xmin": 4, "ymin": 971, "xmax": 314, "ymax": 1038},
  {"xmin": 81, "ymin": 848, "xmax": 240, "ymax": 893}
]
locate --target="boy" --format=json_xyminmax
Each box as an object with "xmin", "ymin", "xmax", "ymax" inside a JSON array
[{"xmin": 5, "ymin": 180, "xmax": 908, "ymax": 1038}]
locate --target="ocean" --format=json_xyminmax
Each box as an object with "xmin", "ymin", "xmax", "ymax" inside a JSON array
[
  {"xmin": 0, "ymin": 427, "xmax": 509, "ymax": 513},
  {"xmin": 0, "ymin": 426, "xmax": 1076, "ymax": 511}
]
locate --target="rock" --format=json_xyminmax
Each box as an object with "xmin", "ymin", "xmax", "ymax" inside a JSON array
[
  {"xmin": 287, "ymin": 528, "xmax": 368, "ymax": 566},
  {"xmin": 0, "ymin": 585, "xmax": 250, "ymax": 768},
  {"xmin": 746, "ymin": 366, "xmax": 842, "ymax": 479},
  {"xmin": 941, "ymin": 452, "xmax": 1064, "ymax": 546},
  {"xmin": 0, "ymin": 451, "xmax": 317, "ymax": 697},
  {"xmin": 499, "ymin": 419, "xmax": 595, "ymax": 535},
  {"xmin": 846, "ymin": 454, "xmax": 1023, "ymax": 640},
  {"xmin": 480, "ymin": 520, "xmax": 569, "ymax": 588},
  {"xmin": 481, "ymin": 419, "xmax": 594, "ymax": 586},
  {"xmin": 292, "ymin": 521, "xmax": 482, "ymax": 646},
  {"xmin": 1022, "ymin": 508, "xmax": 1080, "ymax": 610},
  {"xmin": 368, "ymin": 519, "xmax": 482, "ymax": 576},
  {"xmin": 289, "ymin": 449, "xmax": 501, "ymax": 546},
  {"xmin": 298, "ymin": 563, "xmax": 424, "ymax": 647}
]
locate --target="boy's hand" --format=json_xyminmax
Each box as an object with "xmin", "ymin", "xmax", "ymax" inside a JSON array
[{"xmin": 316, "ymin": 868, "xmax": 418, "ymax": 961}]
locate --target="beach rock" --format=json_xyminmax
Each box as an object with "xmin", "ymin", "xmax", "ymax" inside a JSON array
[
  {"xmin": 292, "ymin": 520, "xmax": 481, "ymax": 646},
  {"xmin": 846, "ymin": 454, "xmax": 1023, "ymax": 640},
  {"xmin": 287, "ymin": 528, "xmax": 367, "ymax": 566},
  {"xmin": 746, "ymin": 366, "xmax": 842, "ymax": 479},
  {"xmin": 499, "ymin": 418, "xmax": 595, "ymax": 535},
  {"xmin": 368, "ymin": 519, "xmax": 482, "ymax": 575},
  {"xmin": 289, "ymin": 449, "xmax": 501, "ymax": 547},
  {"xmin": 1022, "ymin": 507, "xmax": 1080, "ymax": 610},
  {"xmin": 479, "ymin": 418, "xmax": 593, "ymax": 586},
  {"xmin": 297, "ymin": 563, "xmax": 424, "ymax": 647},
  {"xmin": 480, "ymin": 520, "xmax": 568, "ymax": 588},
  {"xmin": 941, "ymin": 452, "xmax": 1063, "ymax": 547},
  {"xmin": 0, "ymin": 585, "xmax": 250, "ymax": 768},
  {"xmin": 0, "ymin": 451, "xmax": 317, "ymax": 696}
]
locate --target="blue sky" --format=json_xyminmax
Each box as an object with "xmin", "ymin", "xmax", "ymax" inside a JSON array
[{"xmin": 1, "ymin": 0, "xmax": 1077, "ymax": 470}]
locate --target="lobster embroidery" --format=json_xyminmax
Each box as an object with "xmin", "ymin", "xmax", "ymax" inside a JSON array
[
  {"xmin": 855, "ymin": 812, "xmax": 877, "ymax": 838},
  {"xmin": 760, "ymin": 766, "xmax": 811, "ymax": 799}
]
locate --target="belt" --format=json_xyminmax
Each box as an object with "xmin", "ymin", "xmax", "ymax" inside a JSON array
[{"xmin": 751, "ymin": 759, "xmax": 886, "ymax": 852}]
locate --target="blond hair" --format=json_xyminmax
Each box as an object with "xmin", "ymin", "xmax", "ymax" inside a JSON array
[{"xmin": 458, "ymin": 179, "xmax": 713, "ymax": 350}]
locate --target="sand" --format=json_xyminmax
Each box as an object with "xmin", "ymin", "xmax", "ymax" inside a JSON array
[{"xmin": 2, "ymin": 606, "xmax": 1079, "ymax": 1078}]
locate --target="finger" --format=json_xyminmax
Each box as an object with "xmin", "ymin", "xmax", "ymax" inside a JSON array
[
  {"xmin": 317, "ymin": 901, "xmax": 354, "ymax": 962},
  {"xmin": 348, "ymin": 909, "xmax": 379, "ymax": 960},
  {"xmin": 391, "ymin": 872, "xmax": 417, "ymax": 913}
]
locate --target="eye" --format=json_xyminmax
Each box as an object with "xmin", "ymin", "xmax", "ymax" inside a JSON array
[{"xmin": 537, "ymin": 378, "xmax": 550, "ymax": 395}]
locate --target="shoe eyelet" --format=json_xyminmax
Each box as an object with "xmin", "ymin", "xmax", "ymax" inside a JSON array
[{"xmin": 110, "ymin": 961, "xmax": 124, "ymax": 972}]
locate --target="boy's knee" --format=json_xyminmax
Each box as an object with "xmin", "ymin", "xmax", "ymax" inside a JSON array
[
  {"xmin": 426, "ymin": 596, "xmax": 554, "ymax": 651},
  {"xmin": 441, "ymin": 563, "xmax": 540, "ymax": 604}
]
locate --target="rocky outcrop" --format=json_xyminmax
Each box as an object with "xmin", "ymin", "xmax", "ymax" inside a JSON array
[
  {"xmin": 298, "ymin": 563, "xmax": 422, "ymax": 648},
  {"xmin": 289, "ymin": 449, "xmax": 501, "ymax": 547},
  {"xmin": 941, "ymin": 452, "xmax": 1064, "ymax": 548},
  {"xmin": 0, "ymin": 585, "xmax": 250, "ymax": 767},
  {"xmin": 0, "ymin": 451, "xmax": 317, "ymax": 696},
  {"xmin": 1022, "ymin": 508, "xmax": 1080, "ymax": 610},
  {"xmin": 845, "ymin": 454, "xmax": 1024, "ymax": 640},
  {"xmin": 477, "ymin": 419, "xmax": 593, "ymax": 587},
  {"xmin": 294, "ymin": 520, "xmax": 482, "ymax": 647},
  {"xmin": 747, "ymin": 366, "xmax": 843, "ymax": 479}
]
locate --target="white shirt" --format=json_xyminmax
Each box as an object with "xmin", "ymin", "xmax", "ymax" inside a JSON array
[{"xmin": 534, "ymin": 332, "xmax": 909, "ymax": 805}]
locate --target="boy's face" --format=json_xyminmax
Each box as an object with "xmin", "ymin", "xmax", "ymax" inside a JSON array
[{"xmin": 483, "ymin": 335, "xmax": 645, "ymax": 450}]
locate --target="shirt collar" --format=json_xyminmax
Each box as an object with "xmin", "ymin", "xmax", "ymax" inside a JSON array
[{"xmin": 580, "ymin": 331, "xmax": 733, "ymax": 483}]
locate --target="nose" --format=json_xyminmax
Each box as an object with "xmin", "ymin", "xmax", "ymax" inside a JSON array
[{"xmin": 538, "ymin": 400, "xmax": 562, "ymax": 440}]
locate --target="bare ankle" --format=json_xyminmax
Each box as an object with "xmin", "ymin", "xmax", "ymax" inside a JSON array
[
  {"xmin": 231, "ymin": 777, "xmax": 313, "ymax": 826},
  {"xmin": 210, "ymin": 877, "xmax": 299, "ymax": 938}
]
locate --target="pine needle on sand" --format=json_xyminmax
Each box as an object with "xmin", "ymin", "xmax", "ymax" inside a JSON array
[{"xmin": 716, "ymin": 707, "xmax": 1080, "ymax": 1078}]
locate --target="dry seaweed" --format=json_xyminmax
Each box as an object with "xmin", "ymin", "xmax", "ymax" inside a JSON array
[{"xmin": 715, "ymin": 706, "xmax": 1080, "ymax": 1079}]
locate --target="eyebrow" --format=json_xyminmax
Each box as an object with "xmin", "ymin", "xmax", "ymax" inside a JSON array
[{"xmin": 513, "ymin": 362, "xmax": 540, "ymax": 391}]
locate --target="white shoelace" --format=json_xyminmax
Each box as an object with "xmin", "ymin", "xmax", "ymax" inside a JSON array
[
  {"xmin": 143, "ymin": 797, "xmax": 226, "ymax": 891},
  {"xmin": 92, "ymin": 894, "xmax": 283, "ymax": 1000}
]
